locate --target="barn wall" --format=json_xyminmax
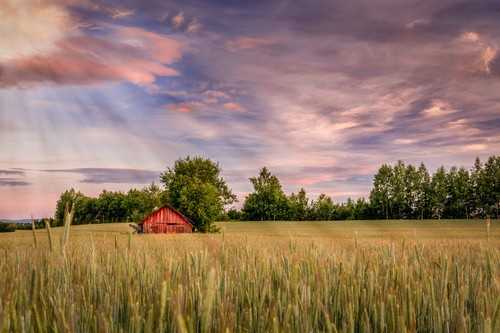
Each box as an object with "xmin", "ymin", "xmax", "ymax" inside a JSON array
[{"xmin": 142, "ymin": 206, "xmax": 193, "ymax": 234}]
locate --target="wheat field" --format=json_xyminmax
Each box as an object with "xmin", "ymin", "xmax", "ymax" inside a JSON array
[{"xmin": 0, "ymin": 220, "xmax": 499, "ymax": 332}]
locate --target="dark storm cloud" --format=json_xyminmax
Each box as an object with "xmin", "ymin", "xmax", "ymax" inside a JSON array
[{"xmin": 43, "ymin": 168, "xmax": 160, "ymax": 184}]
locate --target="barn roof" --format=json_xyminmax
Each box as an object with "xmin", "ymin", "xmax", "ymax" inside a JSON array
[{"xmin": 139, "ymin": 204, "xmax": 194, "ymax": 226}]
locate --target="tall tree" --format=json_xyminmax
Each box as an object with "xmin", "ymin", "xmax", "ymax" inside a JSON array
[
  {"xmin": 54, "ymin": 189, "xmax": 84, "ymax": 226},
  {"xmin": 430, "ymin": 167, "xmax": 448, "ymax": 219},
  {"xmin": 391, "ymin": 161, "xmax": 407, "ymax": 218},
  {"xmin": 415, "ymin": 163, "xmax": 431, "ymax": 219},
  {"xmin": 310, "ymin": 194, "xmax": 335, "ymax": 220},
  {"xmin": 288, "ymin": 188, "xmax": 310, "ymax": 220},
  {"xmin": 481, "ymin": 156, "xmax": 500, "ymax": 218},
  {"xmin": 404, "ymin": 164, "xmax": 420, "ymax": 218},
  {"xmin": 370, "ymin": 164, "xmax": 394, "ymax": 219},
  {"xmin": 243, "ymin": 167, "xmax": 288, "ymax": 221},
  {"xmin": 445, "ymin": 167, "xmax": 471, "ymax": 218},
  {"xmin": 161, "ymin": 156, "xmax": 235, "ymax": 232},
  {"xmin": 470, "ymin": 158, "xmax": 485, "ymax": 217}
]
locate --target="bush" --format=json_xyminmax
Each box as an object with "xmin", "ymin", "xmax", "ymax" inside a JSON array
[{"xmin": 0, "ymin": 223, "xmax": 16, "ymax": 233}]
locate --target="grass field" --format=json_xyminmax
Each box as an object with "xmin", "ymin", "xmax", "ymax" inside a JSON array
[{"xmin": 0, "ymin": 220, "xmax": 499, "ymax": 332}]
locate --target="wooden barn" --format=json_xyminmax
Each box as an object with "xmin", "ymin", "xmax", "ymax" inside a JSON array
[{"xmin": 139, "ymin": 205, "xmax": 193, "ymax": 234}]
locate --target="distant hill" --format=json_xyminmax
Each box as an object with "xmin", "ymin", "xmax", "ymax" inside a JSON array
[{"xmin": 0, "ymin": 219, "xmax": 32, "ymax": 224}]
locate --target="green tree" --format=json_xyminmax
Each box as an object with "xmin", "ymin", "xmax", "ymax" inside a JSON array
[
  {"xmin": 161, "ymin": 156, "xmax": 235, "ymax": 232},
  {"xmin": 391, "ymin": 161, "xmax": 407, "ymax": 218},
  {"xmin": 414, "ymin": 163, "xmax": 431, "ymax": 219},
  {"xmin": 430, "ymin": 167, "xmax": 448, "ymax": 219},
  {"xmin": 310, "ymin": 194, "xmax": 335, "ymax": 220},
  {"xmin": 404, "ymin": 164, "xmax": 419, "ymax": 218},
  {"xmin": 480, "ymin": 156, "xmax": 500, "ymax": 218},
  {"xmin": 226, "ymin": 208, "xmax": 243, "ymax": 221},
  {"xmin": 370, "ymin": 164, "xmax": 393, "ymax": 219},
  {"xmin": 350, "ymin": 198, "xmax": 371, "ymax": 220},
  {"xmin": 54, "ymin": 189, "xmax": 85, "ymax": 226},
  {"xmin": 75, "ymin": 196, "xmax": 98, "ymax": 224},
  {"xmin": 445, "ymin": 167, "xmax": 471, "ymax": 218},
  {"xmin": 96, "ymin": 191, "xmax": 128, "ymax": 223},
  {"xmin": 243, "ymin": 167, "xmax": 289, "ymax": 221},
  {"xmin": 470, "ymin": 158, "xmax": 485, "ymax": 217},
  {"xmin": 287, "ymin": 188, "xmax": 310, "ymax": 220}
]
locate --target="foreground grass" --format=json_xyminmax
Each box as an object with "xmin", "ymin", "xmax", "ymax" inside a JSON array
[{"xmin": 0, "ymin": 221, "xmax": 499, "ymax": 332}]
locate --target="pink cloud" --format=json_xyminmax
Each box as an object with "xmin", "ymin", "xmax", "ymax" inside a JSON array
[
  {"xmin": 171, "ymin": 12, "xmax": 185, "ymax": 29},
  {"xmin": 168, "ymin": 103, "xmax": 194, "ymax": 113},
  {"xmin": 0, "ymin": 27, "xmax": 183, "ymax": 87},
  {"xmin": 223, "ymin": 102, "xmax": 246, "ymax": 112},
  {"xmin": 116, "ymin": 27, "xmax": 182, "ymax": 63},
  {"xmin": 0, "ymin": 0, "xmax": 70, "ymax": 61},
  {"xmin": 203, "ymin": 90, "xmax": 230, "ymax": 104},
  {"xmin": 204, "ymin": 90, "xmax": 230, "ymax": 99},
  {"xmin": 285, "ymin": 174, "xmax": 334, "ymax": 186},
  {"xmin": 225, "ymin": 37, "xmax": 277, "ymax": 52},
  {"xmin": 187, "ymin": 19, "xmax": 202, "ymax": 33},
  {"xmin": 167, "ymin": 101, "xmax": 206, "ymax": 113}
]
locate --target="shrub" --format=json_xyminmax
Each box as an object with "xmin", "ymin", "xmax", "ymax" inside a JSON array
[{"xmin": 0, "ymin": 222, "xmax": 16, "ymax": 233}]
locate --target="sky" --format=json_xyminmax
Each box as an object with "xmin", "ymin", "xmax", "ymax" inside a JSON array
[{"xmin": 1, "ymin": 0, "xmax": 499, "ymax": 219}]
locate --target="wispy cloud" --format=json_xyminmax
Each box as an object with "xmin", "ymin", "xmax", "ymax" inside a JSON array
[
  {"xmin": 1, "ymin": 0, "xmax": 500, "ymax": 218},
  {"xmin": 0, "ymin": 15, "xmax": 183, "ymax": 88},
  {"xmin": 42, "ymin": 168, "xmax": 160, "ymax": 184},
  {"xmin": 0, "ymin": 169, "xmax": 25, "ymax": 176},
  {"xmin": 225, "ymin": 37, "xmax": 277, "ymax": 52},
  {"xmin": 0, "ymin": 178, "xmax": 31, "ymax": 187},
  {"xmin": 223, "ymin": 102, "xmax": 246, "ymax": 112},
  {"xmin": 0, "ymin": 0, "xmax": 70, "ymax": 62},
  {"xmin": 171, "ymin": 11, "xmax": 185, "ymax": 29}
]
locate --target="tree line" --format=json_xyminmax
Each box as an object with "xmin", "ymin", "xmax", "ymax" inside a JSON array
[
  {"xmin": 369, "ymin": 157, "xmax": 499, "ymax": 220},
  {"xmin": 54, "ymin": 155, "xmax": 499, "ymax": 232},
  {"xmin": 232, "ymin": 156, "xmax": 499, "ymax": 221},
  {"xmin": 55, "ymin": 184, "xmax": 164, "ymax": 226},
  {"xmin": 54, "ymin": 157, "xmax": 235, "ymax": 232}
]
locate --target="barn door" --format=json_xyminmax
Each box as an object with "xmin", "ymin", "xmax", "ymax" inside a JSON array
[{"xmin": 176, "ymin": 226, "xmax": 184, "ymax": 233}]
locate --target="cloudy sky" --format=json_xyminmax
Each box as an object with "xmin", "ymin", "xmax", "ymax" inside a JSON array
[{"xmin": 1, "ymin": 0, "xmax": 499, "ymax": 218}]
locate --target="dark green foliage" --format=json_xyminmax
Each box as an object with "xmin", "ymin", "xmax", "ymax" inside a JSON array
[
  {"xmin": 309, "ymin": 194, "xmax": 335, "ymax": 220},
  {"xmin": 235, "ymin": 155, "xmax": 500, "ymax": 221},
  {"xmin": 479, "ymin": 156, "xmax": 500, "ymax": 217},
  {"xmin": 54, "ymin": 183, "xmax": 164, "ymax": 225},
  {"xmin": 288, "ymin": 188, "xmax": 309, "ymax": 220},
  {"xmin": 161, "ymin": 156, "xmax": 236, "ymax": 232},
  {"xmin": 240, "ymin": 169, "xmax": 374, "ymax": 221},
  {"xmin": 368, "ymin": 155, "xmax": 499, "ymax": 219},
  {"xmin": 0, "ymin": 222, "xmax": 16, "ymax": 233},
  {"xmin": 53, "ymin": 155, "xmax": 499, "ymax": 224},
  {"xmin": 370, "ymin": 164, "xmax": 394, "ymax": 219},
  {"xmin": 54, "ymin": 189, "xmax": 83, "ymax": 226},
  {"xmin": 242, "ymin": 167, "xmax": 289, "ymax": 220},
  {"xmin": 430, "ymin": 167, "xmax": 447, "ymax": 219},
  {"xmin": 226, "ymin": 208, "xmax": 243, "ymax": 221}
]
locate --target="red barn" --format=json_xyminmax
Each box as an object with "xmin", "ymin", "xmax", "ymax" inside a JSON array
[{"xmin": 139, "ymin": 205, "xmax": 193, "ymax": 234}]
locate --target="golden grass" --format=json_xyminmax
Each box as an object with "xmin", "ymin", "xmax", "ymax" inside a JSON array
[{"xmin": 0, "ymin": 220, "xmax": 499, "ymax": 332}]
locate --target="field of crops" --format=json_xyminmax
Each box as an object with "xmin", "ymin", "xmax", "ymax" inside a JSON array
[{"xmin": 0, "ymin": 220, "xmax": 499, "ymax": 332}]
